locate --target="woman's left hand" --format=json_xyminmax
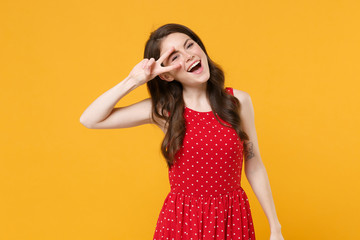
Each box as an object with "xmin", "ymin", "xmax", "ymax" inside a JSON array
[{"xmin": 270, "ymin": 231, "xmax": 284, "ymax": 240}]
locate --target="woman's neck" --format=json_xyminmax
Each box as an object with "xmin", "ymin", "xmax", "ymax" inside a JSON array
[{"xmin": 182, "ymin": 83, "xmax": 210, "ymax": 108}]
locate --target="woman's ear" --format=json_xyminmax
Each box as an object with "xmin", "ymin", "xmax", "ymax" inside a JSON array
[{"xmin": 159, "ymin": 73, "xmax": 175, "ymax": 81}]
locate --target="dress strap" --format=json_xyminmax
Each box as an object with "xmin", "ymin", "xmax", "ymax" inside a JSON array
[{"xmin": 225, "ymin": 87, "xmax": 234, "ymax": 96}]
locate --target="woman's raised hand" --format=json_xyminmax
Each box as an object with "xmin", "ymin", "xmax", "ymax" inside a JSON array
[{"xmin": 127, "ymin": 46, "xmax": 181, "ymax": 86}]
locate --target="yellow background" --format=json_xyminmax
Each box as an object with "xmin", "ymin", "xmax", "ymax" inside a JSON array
[{"xmin": 1, "ymin": 0, "xmax": 359, "ymax": 239}]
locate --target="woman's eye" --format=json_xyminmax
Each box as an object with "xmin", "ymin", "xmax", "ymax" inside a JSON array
[
  {"xmin": 171, "ymin": 55, "xmax": 178, "ymax": 62},
  {"xmin": 170, "ymin": 43, "xmax": 193, "ymax": 62}
]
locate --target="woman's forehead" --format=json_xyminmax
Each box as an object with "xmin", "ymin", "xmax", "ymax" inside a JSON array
[{"xmin": 160, "ymin": 33, "xmax": 190, "ymax": 54}]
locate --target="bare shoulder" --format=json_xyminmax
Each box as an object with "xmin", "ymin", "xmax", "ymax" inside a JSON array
[
  {"xmin": 135, "ymin": 97, "xmax": 167, "ymax": 133},
  {"xmin": 231, "ymin": 88, "xmax": 254, "ymax": 119},
  {"xmin": 231, "ymin": 88, "xmax": 251, "ymax": 104}
]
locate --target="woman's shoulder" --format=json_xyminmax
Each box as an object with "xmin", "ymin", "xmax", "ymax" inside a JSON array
[{"xmin": 226, "ymin": 87, "xmax": 250, "ymax": 103}]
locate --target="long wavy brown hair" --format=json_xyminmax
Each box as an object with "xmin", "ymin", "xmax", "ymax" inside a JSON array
[{"xmin": 144, "ymin": 23, "xmax": 249, "ymax": 169}]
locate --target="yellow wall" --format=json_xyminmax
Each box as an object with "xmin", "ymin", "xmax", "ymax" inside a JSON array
[{"xmin": 1, "ymin": 0, "xmax": 359, "ymax": 239}]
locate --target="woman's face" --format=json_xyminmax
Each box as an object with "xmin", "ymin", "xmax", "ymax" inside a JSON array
[{"xmin": 159, "ymin": 32, "xmax": 210, "ymax": 86}]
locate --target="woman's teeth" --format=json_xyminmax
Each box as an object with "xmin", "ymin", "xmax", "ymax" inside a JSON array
[{"xmin": 188, "ymin": 60, "xmax": 201, "ymax": 72}]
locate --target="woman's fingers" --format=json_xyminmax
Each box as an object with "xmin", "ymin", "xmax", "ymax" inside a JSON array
[
  {"xmin": 145, "ymin": 58, "xmax": 156, "ymax": 74},
  {"xmin": 157, "ymin": 46, "xmax": 175, "ymax": 65},
  {"xmin": 160, "ymin": 63, "xmax": 181, "ymax": 74},
  {"xmin": 142, "ymin": 59, "xmax": 149, "ymax": 69}
]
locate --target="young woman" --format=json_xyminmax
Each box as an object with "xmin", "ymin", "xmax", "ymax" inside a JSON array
[{"xmin": 80, "ymin": 23, "xmax": 284, "ymax": 240}]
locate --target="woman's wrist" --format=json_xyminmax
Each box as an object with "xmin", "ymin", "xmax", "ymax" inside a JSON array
[{"xmin": 270, "ymin": 223, "xmax": 282, "ymax": 233}]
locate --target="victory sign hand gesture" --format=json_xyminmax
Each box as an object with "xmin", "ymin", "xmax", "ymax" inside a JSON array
[{"xmin": 128, "ymin": 46, "xmax": 181, "ymax": 86}]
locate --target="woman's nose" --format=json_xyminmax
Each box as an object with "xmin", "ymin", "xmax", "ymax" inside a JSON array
[{"xmin": 186, "ymin": 54, "xmax": 194, "ymax": 63}]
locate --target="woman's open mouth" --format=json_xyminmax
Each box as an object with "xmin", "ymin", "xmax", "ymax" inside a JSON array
[{"xmin": 187, "ymin": 60, "xmax": 203, "ymax": 74}]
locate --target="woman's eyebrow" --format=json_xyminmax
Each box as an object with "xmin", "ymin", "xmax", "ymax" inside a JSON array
[{"xmin": 165, "ymin": 38, "xmax": 191, "ymax": 63}]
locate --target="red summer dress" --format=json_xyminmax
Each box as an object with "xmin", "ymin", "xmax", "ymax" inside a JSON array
[{"xmin": 153, "ymin": 87, "xmax": 256, "ymax": 240}]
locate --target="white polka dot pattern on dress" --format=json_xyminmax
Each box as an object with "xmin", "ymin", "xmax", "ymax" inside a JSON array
[{"xmin": 153, "ymin": 87, "xmax": 256, "ymax": 240}]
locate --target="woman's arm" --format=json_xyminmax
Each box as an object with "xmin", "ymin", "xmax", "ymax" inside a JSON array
[
  {"xmin": 79, "ymin": 76, "xmax": 138, "ymax": 125},
  {"xmin": 79, "ymin": 48, "xmax": 181, "ymax": 129},
  {"xmin": 233, "ymin": 89, "xmax": 283, "ymax": 238}
]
